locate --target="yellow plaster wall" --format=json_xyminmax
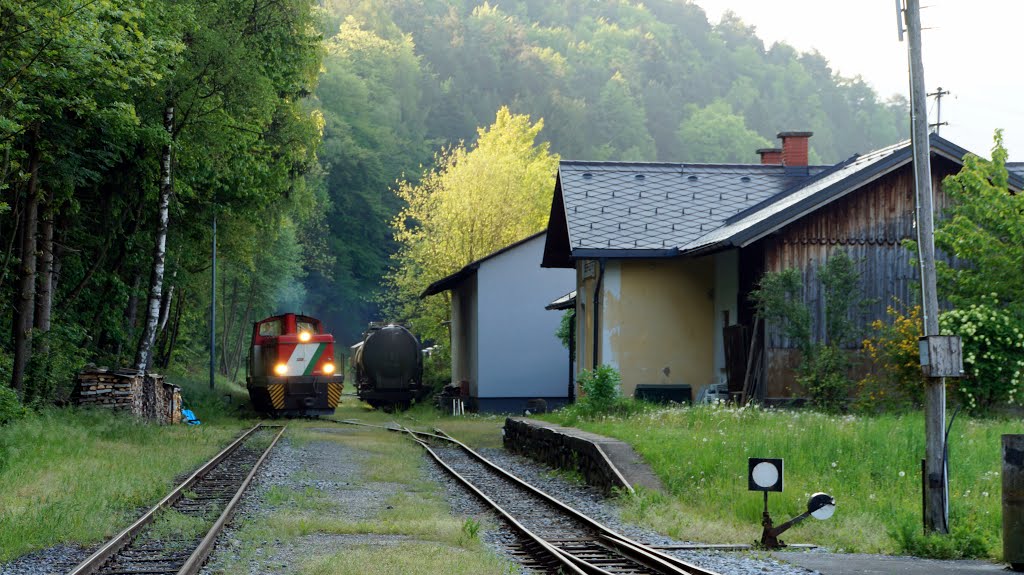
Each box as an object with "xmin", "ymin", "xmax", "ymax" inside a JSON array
[{"xmin": 604, "ymin": 258, "xmax": 715, "ymax": 398}]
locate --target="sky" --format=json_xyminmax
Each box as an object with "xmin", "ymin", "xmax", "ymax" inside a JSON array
[{"xmin": 693, "ymin": 0, "xmax": 1024, "ymax": 161}]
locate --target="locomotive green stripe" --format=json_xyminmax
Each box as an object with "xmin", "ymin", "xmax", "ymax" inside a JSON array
[{"xmin": 303, "ymin": 343, "xmax": 327, "ymax": 376}]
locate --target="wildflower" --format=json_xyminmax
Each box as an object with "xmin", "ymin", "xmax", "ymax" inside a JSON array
[
  {"xmin": 831, "ymin": 461, "xmax": 838, "ymax": 468},
  {"xmin": 899, "ymin": 471, "xmax": 906, "ymax": 477}
]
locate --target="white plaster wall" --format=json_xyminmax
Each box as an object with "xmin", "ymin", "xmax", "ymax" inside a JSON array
[
  {"xmin": 475, "ymin": 235, "xmax": 576, "ymax": 398},
  {"xmin": 600, "ymin": 261, "xmax": 622, "ymax": 372},
  {"xmin": 451, "ymin": 276, "xmax": 478, "ymax": 396}
]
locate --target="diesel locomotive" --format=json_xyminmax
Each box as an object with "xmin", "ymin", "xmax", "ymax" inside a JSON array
[
  {"xmin": 351, "ymin": 323, "xmax": 425, "ymax": 410},
  {"xmin": 246, "ymin": 313, "xmax": 344, "ymax": 416}
]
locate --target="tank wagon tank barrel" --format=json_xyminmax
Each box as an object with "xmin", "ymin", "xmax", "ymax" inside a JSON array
[{"xmin": 353, "ymin": 323, "xmax": 425, "ymax": 410}]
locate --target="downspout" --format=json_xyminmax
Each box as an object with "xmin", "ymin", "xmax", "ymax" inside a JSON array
[
  {"xmin": 592, "ymin": 259, "xmax": 606, "ymax": 370},
  {"xmin": 567, "ymin": 310, "xmax": 575, "ymax": 402}
]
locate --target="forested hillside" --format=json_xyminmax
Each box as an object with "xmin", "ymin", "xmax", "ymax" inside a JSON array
[
  {"xmin": 0, "ymin": 0, "xmax": 324, "ymax": 407},
  {"xmin": 311, "ymin": 0, "xmax": 910, "ymax": 342},
  {"xmin": 0, "ymin": 0, "xmax": 911, "ymax": 408}
]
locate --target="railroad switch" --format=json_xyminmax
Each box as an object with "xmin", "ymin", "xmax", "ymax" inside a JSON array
[{"xmin": 748, "ymin": 457, "xmax": 836, "ymax": 549}]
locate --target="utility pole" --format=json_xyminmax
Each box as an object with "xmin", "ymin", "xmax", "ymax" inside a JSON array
[
  {"xmin": 210, "ymin": 210, "xmax": 217, "ymax": 390},
  {"xmin": 902, "ymin": 0, "xmax": 948, "ymax": 534},
  {"xmin": 927, "ymin": 87, "xmax": 950, "ymax": 134}
]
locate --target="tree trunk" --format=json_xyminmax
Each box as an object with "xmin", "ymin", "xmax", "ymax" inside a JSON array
[
  {"xmin": 11, "ymin": 131, "xmax": 40, "ymax": 394},
  {"xmin": 158, "ymin": 272, "xmax": 176, "ymax": 334},
  {"xmin": 231, "ymin": 280, "xmax": 257, "ymax": 382},
  {"xmin": 135, "ymin": 104, "xmax": 173, "ymax": 373},
  {"xmin": 34, "ymin": 189, "xmax": 54, "ymax": 335},
  {"xmin": 158, "ymin": 287, "xmax": 185, "ymax": 369},
  {"xmin": 219, "ymin": 276, "xmax": 239, "ymax": 376}
]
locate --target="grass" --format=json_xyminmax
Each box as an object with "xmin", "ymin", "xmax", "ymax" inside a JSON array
[
  {"xmin": 541, "ymin": 402, "xmax": 1018, "ymax": 559},
  {"xmin": 0, "ymin": 368, "xmax": 252, "ymax": 562}
]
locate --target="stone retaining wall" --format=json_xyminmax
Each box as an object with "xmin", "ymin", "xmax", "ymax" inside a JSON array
[{"xmin": 503, "ymin": 417, "xmax": 633, "ymax": 495}]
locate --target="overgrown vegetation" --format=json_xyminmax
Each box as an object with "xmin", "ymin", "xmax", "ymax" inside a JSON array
[
  {"xmin": 931, "ymin": 132, "xmax": 1024, "ymax": 412},
  {"xmin": 1, "ymin": 0, "xmax": 324, "ymax": 410},
  {"xmin": 543, "ymin": 403, "xmax": 1013, "ymax": 559},
  {"xmin": 857, "ymin": 303, "xmax": 926, "ymax": 411},
  {"xmin": 0, "ymin": 369, "xmax": 248, "ymax": 561},
  {"xmin": 751, "ymin": 251, "xmax": 869, "ymax": 410},
  {"xmin": 382, "ymin": 107, "xmax": 559, "ymax": 346}
]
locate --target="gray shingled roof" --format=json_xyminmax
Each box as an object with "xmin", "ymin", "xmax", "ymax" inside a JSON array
[
  {"xmin": 547, "ymin": 135, "xmax": 1023, "ymax": 267},
  {"xmin": 683, "ymin": 141, "xmax": 910, "ymax": 252},
  {"xmin": 559, "ymin": 161, "xmax": 818, "ymax": 253}
]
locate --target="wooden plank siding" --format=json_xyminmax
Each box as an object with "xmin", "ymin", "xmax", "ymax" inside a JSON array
[{"xmin": 754, "ymin": 157, "xmax": 962, "ymax": 399}]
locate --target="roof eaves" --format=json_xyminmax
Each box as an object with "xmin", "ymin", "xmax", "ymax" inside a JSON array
[
  {"xmin": 571, "ymin": 248, "xmax": 679, "ymax": 259},
  {"xmin": 723, "ymin": 154, "xmax": 863, "ymax": 225},
  {"xmin": 727, "ymin": 146, "xmax": 914, "ymax": 248},
  {"xmin": 420, "ymin": 264, "xmax": 478, "ymax": 298},
  {"xmin": 421, "ymin": 230, "xmax": 547, "ymax": 298}
]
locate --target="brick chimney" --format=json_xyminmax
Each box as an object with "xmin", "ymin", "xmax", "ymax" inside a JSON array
[
  {"xmin": 756, "ymin": 148, "xmax": 783, "ymax": 165},
  {"xmin": 777, "ymin": 131, "xmax": 813, "ymax": 166}
]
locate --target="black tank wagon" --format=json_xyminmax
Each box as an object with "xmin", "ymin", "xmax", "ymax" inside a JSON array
[{"xmin": 351, "ymin": 323, "xmax": 425, "ymax": 409}]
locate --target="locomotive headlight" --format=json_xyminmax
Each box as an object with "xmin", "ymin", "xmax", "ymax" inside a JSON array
[
  {"xmin": 298, "ymin": 331, "xmax": 312, "ymax": 342},
  {"xmin": 322, "ymin": 362, "xmax": 336, "ymax": 375},
  {"xmin": 274, "ymin": 363, "xmax": 288, "ymax": 376}
]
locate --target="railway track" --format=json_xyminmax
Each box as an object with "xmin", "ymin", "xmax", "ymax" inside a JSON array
[
  {"xmin": 67, "ymin": 423, "xmax": 285, "ymax": 575},
  {"xmin": 343, "ymin": 419, "xmax": 722, "ymax": 575}
]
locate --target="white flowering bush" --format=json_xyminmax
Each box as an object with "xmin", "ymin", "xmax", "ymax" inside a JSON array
[{"xmin": 939, "ymin": 294, "xmax": 1024, "ymax": 411}]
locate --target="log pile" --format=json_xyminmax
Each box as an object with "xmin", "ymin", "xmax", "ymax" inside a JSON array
[{"xmin": 73, "ymin": 368, "xmax": 182, "ymax": 424}]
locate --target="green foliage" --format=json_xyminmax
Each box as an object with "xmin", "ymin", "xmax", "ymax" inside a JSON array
[
  {"xmin": 857, "ymin": 304, "xmax": 926, "ymax": 411},
  {"xmin": 894, "ymin": 517, "xmax": 994, "ymax": 560},
  {"xmin": 576, "ymin": 364, "xmax": 622, "ymax": 414},
  {"xmin": 935, "ymin": 131, "xmax": 1024, "ymax": 309},
  {"xmin": 750, "ymin": 268, "xmax": 811, "ymax": 355},
  {"xmin": 0, "ymin": 386, "xmax": 26, "ymax": 426},
  {"xmin": 751, "ymin": 251, "xmax": 867, "ymax": 410},
  {"xmin": 555, "ymin": 310, "xmax": 575, "ymax": 360},
  {"xmin": 677, "ymin": 101, "xmax": 772, "ymax": 163},
  {"xmin": 0, "ymin": 0, "xmax": 325, "ymax": 398},
  {"xmin": 383, "ymin": 107, "xmax": 558, "ymax": 344},
  {"xmin": 24, "ymin": 322, "xmax": 89, "ymax": 406},
  {"xmin": 939, "ymin": 296, "xmax": 1024, "ymax": 412},
  {"xmin": 920, "ymin": 131, "xmax": 1024, "ymax": 412}
]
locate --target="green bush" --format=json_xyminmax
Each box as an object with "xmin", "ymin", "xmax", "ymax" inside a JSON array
[
  {"xmin": 939, "ymin": 295, "xmax": 1024, "ymax": 412},
  {"xmin": 893, "ymin": 516, "xmax": 994, "ymax": 559},
  {"xmin": 856, "ymin": 303, "xmax": 926, "ymax": 412},
  {"xmin": 577, "ymin": 364, "xmax": 621, "ymax": 413},
  {"xmin": 751, "ymin": 251, "xmax": 868, "ymax": 411},
  {"xmin": 0, "ymin": 386, "xmax": 26, "ymax": 425},
  {"xmin": 25, "ymin": 322, "xmax": 89, "ymax": 406}
]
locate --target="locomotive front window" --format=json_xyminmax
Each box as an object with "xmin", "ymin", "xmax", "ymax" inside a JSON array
[
  {"xmin": 297, "ymin": 320, "xmax": 318, "ymax": 334},
  {"xmin": 259, "ymin": 320, "xmax": 282, "ymax": 336}
]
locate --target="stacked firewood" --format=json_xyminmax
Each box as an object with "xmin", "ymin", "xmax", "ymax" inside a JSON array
[
  {"xmin": 73, "ymin": 368, "xmax": 182, "ymax": 424},
  {"xmin": 72, "ymin": 368, "xmax": 141, "ymax": 410}
]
